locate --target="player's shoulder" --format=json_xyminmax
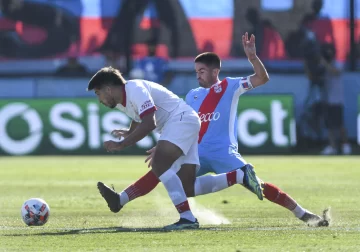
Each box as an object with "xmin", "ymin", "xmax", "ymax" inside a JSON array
[
  {"xmin": 223, "ymin": 76, "xmax": 247, "ymax": 83},
  {"xmin": 186, "ymin": 87, "xmax": 205, "ymax": 97},
  {"xmin": 189, "ymin": 87, "xmax": 205, "ymax": 94},
  {"xmin": 126, "ymin": 79, "xmax": 144, "ymax": 86},
  {"xmin": 124, "ymin": 80, "xmax": 148, "ymax": 99},
  {"xmin": 126, "ymin": 79, "xmax": 151, "ymax": 90},
  {"xmin": 125, "ymin": 79, "xmax": 139, "ymax": 88},
  {"xmin": 223, "ymin": 76, "xmax": 248, "ymax": 89}
]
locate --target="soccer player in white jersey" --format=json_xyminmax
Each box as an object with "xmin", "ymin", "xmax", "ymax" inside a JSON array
[
  {"xmin": 87, "ymin": 67, "xmax": 206, "ymax": 230},
  {"xmin": 104, "ymin": 33, "xmax": 330, "ymax": 228}
]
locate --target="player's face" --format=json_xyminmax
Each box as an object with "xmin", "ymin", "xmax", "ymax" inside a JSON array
[
  {"xmin": 94, "ymin": 86, "xmax": 117, "ymax": 109},
  {"xmin": 195, "ymin": 62, "xmax": 217, "ymax": 88}
]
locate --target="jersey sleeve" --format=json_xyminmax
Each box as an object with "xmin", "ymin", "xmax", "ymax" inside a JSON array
[
  {"xmin": 185, "ymin": 89, "xmax": 194, "ymax": 105},
  {"xmin": 127, "ymin": 82, "xmax": 157, "ymax": 119},
  {"xmin": 227, "ymin": 76, "xmax": 254, "ymax": 96}
]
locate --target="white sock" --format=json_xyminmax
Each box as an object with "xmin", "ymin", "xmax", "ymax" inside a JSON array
[
  {"xmin": 194, "ymin": 169, "xmax": 244, "ymax": 196},
  {"xmin": 159, "ymin": 169, "xmax": 195, "ymax": 222},
  {"xmin": 292, "ymin": 204, "xmax": 307, "ymax": 219},
  {"xmin": 236, "ymin": 169, "xmax": 244, "ymax": 184},
  {"xmin": 119, "ymin": 191, "xmax": 129, "ymax": 206},
  {"xmin": 194, "ymin": 174, "xmax": 228, "ymax": 196}
]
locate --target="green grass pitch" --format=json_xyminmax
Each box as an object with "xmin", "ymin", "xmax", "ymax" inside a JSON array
[{"xmin": 0, "ymin": 156, "xmax": 359, "ymax": 251}]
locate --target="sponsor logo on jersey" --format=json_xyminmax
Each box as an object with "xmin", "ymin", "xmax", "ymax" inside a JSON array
[
  {"xmin": 214, "ymin": 84, "xmax": 222, "ymax": 93},
  {"xmin": 198, "ymin": 112, "xmax": 221, "ymax": 122},
  {"xmin": 140, "ymin": 100, "xmax": 153, "ymax": 112}
]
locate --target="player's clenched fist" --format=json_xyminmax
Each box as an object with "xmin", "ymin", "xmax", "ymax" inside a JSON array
[{"xmin": 103, "ymin": 140, "xmax": 122, "ymax": 152}]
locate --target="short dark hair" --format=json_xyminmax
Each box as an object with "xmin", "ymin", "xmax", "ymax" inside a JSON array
[
  {"xmin": 194, "ymin": 52, "xmax": 221, "ymax": 69},
  {"xmin": 87, "ymin": 67, "xmax": 126, "ymax": 91}
]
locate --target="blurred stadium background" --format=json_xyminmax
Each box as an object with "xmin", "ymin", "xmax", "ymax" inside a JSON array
[{"xmin": 0, "ymin": 0, "xmax": 359, "ymax": 156}]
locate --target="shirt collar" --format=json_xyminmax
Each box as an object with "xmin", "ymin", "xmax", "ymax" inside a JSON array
[{"xmin": 210, "ymin": 80, "xmax": 221, "ymax": 88}]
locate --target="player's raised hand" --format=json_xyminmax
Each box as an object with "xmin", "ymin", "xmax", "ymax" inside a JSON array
[
  {"xmin": 145, "ymin": 146, "xmax": 157, "ymax": 168},
  {"xmin": 242, "ymin": 32, "xmax": 257, "ymax": 60},
  {"xmin": 103, "ymin": 140, "xmax": 122, "ymax": 153}
]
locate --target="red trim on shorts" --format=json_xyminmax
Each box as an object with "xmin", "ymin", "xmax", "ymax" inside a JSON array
[{"xmin": 140, "ymin": 106, "xmax": 157, "ymax": 119}]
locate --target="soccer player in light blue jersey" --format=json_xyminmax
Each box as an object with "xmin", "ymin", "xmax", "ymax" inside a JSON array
[{"xmin": 102, "ymin": 33, "xmax": 330, "ymax": 230}]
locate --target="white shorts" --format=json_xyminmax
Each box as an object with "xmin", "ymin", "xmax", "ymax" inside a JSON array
[{"xmin": 159, "ymin": 107, "xmax": 200, "ymax": 173}]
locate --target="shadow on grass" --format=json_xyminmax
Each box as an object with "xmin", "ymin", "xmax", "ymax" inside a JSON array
[
  {"xmin": 1, "ymin": 226, "xmax": 227, "ymax": 236},
  {"xmin": 2, "ymin": 226, "xmax": 355, "ymax": 237}
]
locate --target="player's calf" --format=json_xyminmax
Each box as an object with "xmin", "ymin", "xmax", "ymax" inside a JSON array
[
  {"xmin": 261, "ymin": 181, "xmax": 331, "ymax": 227},
  {"xmin": 152, "ymin": 140, "xmax": 197, "ymax": 223},
  {"xmin": 177, "ymin": 163, "xmax": 197, "ymax": 197}
]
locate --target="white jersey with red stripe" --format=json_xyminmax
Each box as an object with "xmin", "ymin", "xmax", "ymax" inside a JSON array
[
  {"xmin": 116, "ymin": 79, "xmax": 190, "ymax": 133},
  {"xmin": 185, "ymin": 76, "xmax": 253, "ymax": 154}
]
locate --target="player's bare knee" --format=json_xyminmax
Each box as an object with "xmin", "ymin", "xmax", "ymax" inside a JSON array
[
  {"xmin": 151, "ymin": 156, "xmax": 180, "ymax": 177},
  {"xmin": 151, "ymin": 141, "xmax": 183, "ymax": 177},
  {"xmin": 151, "ymin": 159, "xmax": 167, "ymax": 177}
]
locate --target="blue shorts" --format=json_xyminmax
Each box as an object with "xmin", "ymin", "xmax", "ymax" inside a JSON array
[{"xmin": 196, "ymin": 152, "xmax": 247, "ymax": 176}]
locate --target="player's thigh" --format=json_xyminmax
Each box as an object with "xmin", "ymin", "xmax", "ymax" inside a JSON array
[
  {"xmin": 159, "ymin": 109, "xmax": 200, "ymax": 156},
  {"xmin": 151, "ymin": 140, "xmax": 184, "ymax": 177},
  {"xmin": 210, "ymin": 153, "xmax": 247, "ymax": 174},
  {"xmin": 153, "ymin": 110, "xmax": 200, "ymax": 177}
]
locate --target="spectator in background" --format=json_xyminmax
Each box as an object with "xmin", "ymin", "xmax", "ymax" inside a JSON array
[
  {"xmin": 321, "ymin": 43, "xmax": 351, "ymax": 155},
  {"xmin": 132, "ymin": 43, "xmax": 172, "ymax": 85},
  {"xmin": 245, "ymin": 9, "xmax": 286, "ymax": 60},
  {"xmin": 0, "ymin": 0, "xmax": 80, "ymax": 59},
  {"xmin": 259, "ymin": 20, "xmax": 286, "ymax": 60},
  {"xmin": 297, "ymin": 16, "xmax": 328, "ymax": 141},
  {"xmin": 99, "ymin": 0, "xmax": 197, "ymax": 71},
  {"xmin": 305, "ymin": 0, "xmax": 335, "ymax": 45},
  {"xmin": 246, "ymin": 8, "xmax": 264, "ymax": 56},
  {"xmin": 55, "ymin": 56, "xmax": 89, "ymax": 77},
  {"xmin": 201, "ymin": 40, "xmax": 214, "ymax": 53}
]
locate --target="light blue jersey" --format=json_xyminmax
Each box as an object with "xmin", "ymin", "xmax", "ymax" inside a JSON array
[{"xmin": 185, "ymin": 76, "xmax": 254, "ymax": 176}]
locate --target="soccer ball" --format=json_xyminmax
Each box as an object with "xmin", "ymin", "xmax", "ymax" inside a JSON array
[{"xmin": 21, "ymin": 198, "xmax": 50, "ymax": 226}]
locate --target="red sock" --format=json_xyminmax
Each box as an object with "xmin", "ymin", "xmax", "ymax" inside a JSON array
[
  {"xmin": 226, "ymin": 170, "xmax": 237, "ymax": 186},
  {"xmin": 263, "ymin": 183, "xmax": 297, "ymax": 211},
  {"xmin": 175, "ymin": 200, "xmax": 191, "ymax": 213},
  {"xmin": 124, "ymin": 171, "xmax": 159, "ymax": 202}
]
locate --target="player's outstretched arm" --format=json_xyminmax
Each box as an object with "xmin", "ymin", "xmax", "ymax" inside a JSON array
[
  {"xmin": 111, "ymin": 120, "xmax": 140, "ymax": 139},
  {"xmin": 242, "ymin": 32, "xmax": 269, "ymax": 88},
  {"xmin": 118, "ymin": 112, "xmax": 156, "ymax": 149},
  {"xmin": 103, "ymin": 112, "xmax": 156, "ymax": 152}
]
